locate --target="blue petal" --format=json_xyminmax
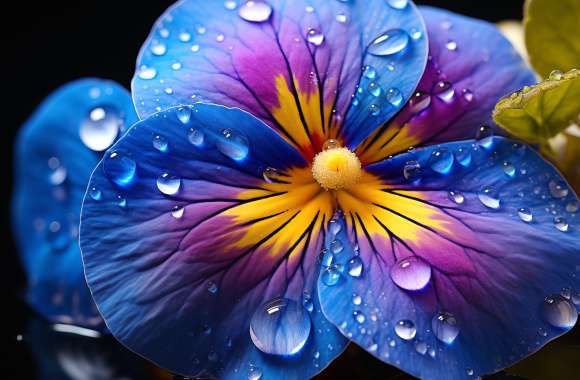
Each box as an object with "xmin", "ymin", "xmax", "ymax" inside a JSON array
[
  {"xmin": 11, "ymin": 78, "xmax": 138, "ymax": 328},
  {"xmin": 131, "ymin": 0, "xmax": 428, "ymax": 154},
  {"xmin": 319, "ymin": 138, "xmax": 580, "ymax": 379},
  {"xmin": 80, "ymin": 104, "xmax": 347, "ymax": 379}
]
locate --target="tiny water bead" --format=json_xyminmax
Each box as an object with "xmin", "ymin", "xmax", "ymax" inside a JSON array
[
  {"xmin": 549, "ymin": 180, "xmax": 569, "ymax": 199},
  {"xmin": 429, "ymin": 148, "xmax": 454, "ymax": 174},
  {"xmin": 238, "ymin": 1, "xmax": 273, "ymax": 23},
  {"xmin": 448, "ymin": 190, "xmax": 465, "ymax": 205},
  {"xmin": 319, "ymin": 249, "xmax": 334, "ymax": 267},
  {"xmin": 455, "ymin": 147, "xmax": 472, "ymax": 167},
  {"xmin": 445, "ymin": 40, "xmax": 457, "ymax": 51},
  {"xmin": 188, "ymin": 128, "xmax": 205, "ymax": 146},
  {"xmin": 307, "ymin": 28, "xmax": 325, "ymax": 46},
  {"xmin": 353, "ymin": 311, "xmax": 366, "ymax": 324},
  {"xmin": 554, "ymin": 216, "xmax": 569, "ymax": 232},
  {"xmin": 540, "ymin": 295, "xmax": 577, "ymax": 328},
  {"xmin": 363, "ymin": 65, "xmax": 377, "ymax": 79},
  {"xmin": 518, "ymin": 208, "xmax": 533, "ymax": 223},
  {"xmin": 432, "ymin": 311, "xmax": 460, "ymax": 344},
  {"xmin": 414, "ymin": 340, "xmax": 427, "ymax": 355},
  {"xmin": 478, "ymin": 187, "xmax": 500, "ymax": 209},
  {"xmin": 321, "ymin": 265, "xmax": 342, "ymax": 286},
  {"xmin": 409, "ymin": 92, "xmax": 431, "ymax": 113},
  {"xmin": 352, "ymin": 294, "xmax": 362, "ymax": 305},
  {"xmin": 386, "ymin": 88, "xmax": 403, "ymax": 106},
  {"xmin": 117, "ymin": 195, "xmax": 127, "ymax": 208},
  {"xmin": 368, "ymin": 29, "xmax": 409, "ymax": 57},
  {"xmin": 89, "ymin": 187, "xmax": 102, "ymax": 201},
  {"xmin": 390, "ymin": 256, "xmax": 432, "ymax": 291},
  {"xmin": 171, "ymin": 205, "xmax": 185, "ymax": 219},
  {"xmin": 403, "ymin": 160, "xmax": 422, "ymax": 181},
  {"xmin": 462, "ymin": 88, "xmax": 474, "ymax": 102},
  {"xmin": 156, "ymin": 173, "xmax": 182, "ymax": 195},
  {"xmin": 176, "ymin": 107, "xmax": 192, "ymax": 124},
  {"xmin": 104, "ymin": 152, "xmax": 137, "ymax": 187},
  {"xmin": 394, "ymin": 320, "xmax": 416, "ymax": 340},
  {"xmin": 80, "ymin": 106, "xmax": 122, "ymax": 152},
  {"xmin": 153, "ymin": 134, "xmax": 169, "ymax": 152},
  {"xmin": 347, "ymin": 256, "xmax": 363, "ymax": 277},
  {"xmin": 433, "ymin": 81, "xmax": 455, "ymax": 103},
  {"xmin": 249, "ymin": 297, "xmax": 312, "ymax": 356},
  {"xmin": 302, "ymin": 293, "xmax": 314, "ymax": 313},
  {"xmin": 386, "ymin": 0, "xmax": 408, "ymax": 10},
  {"xmin": 151, "ymin": 41, "xmax": 167, "ymax": 56},
  {"xmin": 217, "ymin": 129, "xmax": 250, "ymax": 161},
  {"xmin": 476, "ymin": 125, "xmax": 493, "ymax": 148},
  {"xmin": 502, "ymin": 161, "xmax": 516, "ymax": 177},
  {"xmin": 368, "ymin": 82, "xmax": 382, "ymax": 97}
]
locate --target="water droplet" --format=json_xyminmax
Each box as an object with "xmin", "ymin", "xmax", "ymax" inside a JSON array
[
  {"xmin": 476, "ymin": 125, "xmax": 493, "ymax": 148},
  {"xmin": 433, "ymin": 81, "xmax": 455, "ymax": 103},
  {"xmin": 191, "ymin": 44, "xmax": 200, "ymax": 52},
  {"xmin": 171, "ymin": 62, "xmax": 183, "ymax": 71},
  {"xmin": 363, "ymin": 65, "xmax": 377, "ymax": 79},
  {"xmin": 462, "ymin": 89, "xmax": 474, "ymax": 102},
  {"xmin": 262, "ymin": 167, "xmax": 282, "ymax": 183},
  {"xmin": 239, "ymin": 1, "xmax": 273, "ymax": 23},
  {"xmin": 306, "ymin": 28, "xmax": 325, "ymax": 46},
  {"xmin": 48, "ymin": 159, "xmax": 67, "ymax": 186},
  {"xmin": 566, "ymin": 201, "xmax": 579, "ymax": 213},
  {"xmin": 415, "ymin": 340, "xmax": 427, "ymax": 355},
  {"xmin": 178, "ymin": 32, "xmax": 192, "ymax": 42},
  {"xmin": 104, "ymin": 151, "xmax": 137, "ymax": 187},
  {"xmin": 328, "ymin": 219, "xmax": 342, "ymax": 235},
  {"xmin": 554, "ymin": 216, "xmax": 569, "ymax": 232},
  {"xmin": 445, "ymin": 40, "xmax": 457, "ymax": 51},
  {"xmin": 216, "ymin": 34, "xmax": 225, "ymax": 42},
  {"xmin": 137, "ymin": 65, "xmax": 157, "ymax": 80},
  {"xmin": 249, "ymin": 297, "xmax": 311, "ymax": 355},
  {"xmin": 89, "ymin": 187, "xmax": 102, "ymax": 201},
  {"xmin": 116, "ymin": 195, "xmax": 127, "ymax": 208},
  {"xmin": 549, "ymin": 180, "xmax": 569, "ymax": 199},
  {"xmin": 80, "ymin": 107, "xmax": 121, "ymax": 151},
  {"xmin": 448, "ymin": 190, "xmax": 465, "ymax": 205},
  {"xmin": 321, "ymin": 265, "xmax": 341, "ymax": 286},
  {"xmin": 302, "ymin": 293, "xmax": 314, "ymax": 313},
  {"xmin": 369, "ymin": 104, "xmax": 381, "ymax": 116},
  {"xmin": 368, "ymin": 29, "xmax": 409, "ymax": 56},
  {"xmin": 455, "ymin": 147, "xmax": 472, "ymax": 167},
  {"xmin": 156, "ymin": 173, "xmax": 181, "ymax": 195},
  {"xmin": 171, "ymin": 205, "xmax": 184, "ymax": 219},
  {"xmin": 319, "ymin": 248, "xmax": 334, "ymax": 267},
  {"xmin": 217, "ymin": 129, "xmax": 250, "ymax": 161},
  {"xmin": 224, "ymin": 0, "xmax": 237, "ymax": 10},
  {"xmin": 368, "ymin": 82, "xmax": 382, "ymax": 97},
  {"xmin": 432, "ymin": 311, "xmax": 460, "ymax": 344},
  {"xmin": 403, "ymin": 160, "xmax": 422, "ymax": 181},
  {"xmin": 394, "ymin": 320, "xmax": 416, "ymax": 340},
  {"xmin": 347, "ymin": 256, "xmax": 363, "ymax": 277},
  {"xmin": 409, "ymin": 92, "xmax": 431, "ymax": 113},
  {"xmin": 467, "ymin": 368, "xmax": 474, "ymax": 376},
  {"xmin": 409, "ymin": 28, "xmax": 422, "ymax": 40},
  {"xmin": 549, "ymin": 70, "xmax": 563, "ymax": 81},
  {"xmin": 323, "ymin": 139, "xmax": 340, "ymax": 150},
  {"xmin": 390, "ymin": 256, "xmax": 431, "ymax": 291},
  {"xmin": 175, "ymin": 107, "xmax": 191, "ymax": 124},
  {"xmin": 207, "ymin": 281, "xmax": 219, "ymax": 294},
  {"xmin": 502, "ymin": 162, "xmax": 516, "ymax": 177},
  {"xmin": 153, "ymin": 134, "xmax": 169, "ymax": 152},
  {"xmin": 386, "ymin": 0, "xmax": 408, "ymax": 9},
  {"xmin": 151, "ymin": 41, "xmax": 167, "ymax": 56},
  {"xmin": 248, "ymin": 367, "xmax": 263, "ymax": 380},
  {"xmin": 386, "ymin": 88, "xmax": 403, "ymax": 107},
  {"xmin": 518, "ymin": 208, "xmax": 533, "ymax": 222},
  {"xmin": 353, "ymin": 311, "xmax": 365, "ymax": 324},
  {"xmin": 540, "ymin": 294, "xmax": 577, "ymax": 328},
  {"xmin": 336, "ymin": 11, "xmax": 347, "ymax": 23},
  {"xmin": 330, "ymin": 239, "xmax": 344, "ymax": 254},
  {"xmin": 429, "ymin": 148, "xmax": 454, "ymax": 174},
  {"xmin": 184, "ymin": 127, "xmax": 205, "ymax": 147},
  {"xmin": 478, "ymin": 187, "xmax": 500, "ymax": 209},
  {"xmin": 352, "ymin": 294, "xmax": 362, "ymax": 305}
]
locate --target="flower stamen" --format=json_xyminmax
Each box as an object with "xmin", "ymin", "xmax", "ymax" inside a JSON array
[{"xmin": 312, "ymin": 147, "xmax": 362, "ymax": 190}]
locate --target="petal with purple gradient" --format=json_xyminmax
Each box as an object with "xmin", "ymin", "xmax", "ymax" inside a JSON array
[
  {"xmin": 132, "ymin": 0, "xmax": 428, "ymax": 159},
  {"xmin": 11, "ymin": 78, "xmax": 138, "ymax": 328},
  {"xmin": 319, "ymin": 137, "xmax": 580, "ymax": 379},
  {"xmin": 80, "ymin": 104, "xmax": 347, "ymax": 379},
  {"xmin": 357, "ymin": 6, "xmax": 536, "ymax": 164}
]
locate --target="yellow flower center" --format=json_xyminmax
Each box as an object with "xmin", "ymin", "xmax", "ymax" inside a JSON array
[{"xmin": 312, "ymin": 146, "xmax": 362, "ymax": 190}]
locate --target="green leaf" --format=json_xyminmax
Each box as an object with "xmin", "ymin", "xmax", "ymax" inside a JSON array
[
  {"xmin": 524, "ymin": 0, "xmax": 580, "ymax": 78},
  {"xmin": 493, "ymin": 69, "xmax": 580, "ymax": 144}
]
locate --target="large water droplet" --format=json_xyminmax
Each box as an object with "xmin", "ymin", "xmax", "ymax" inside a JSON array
[
  {"xmin": 554, "ymin": 216, "xmax": 569, "ymax": 232},
  {"xmin": 347, "ymin": 256, "xmax": 363, "ymax": 277},
  {"xmin": 478, "ymin": 187, "xmax": 500, "ymax": 209},
  {"xmin": 307, "ymin": 28, "xmax": 325, "ymax": 46},
  {"xmin": 429, "ymin": 148, "xmax": 454, "ymax": 174},
  {"xmin": 156, "ymin": 173, "xmax": 181, "ymax": 195},
  {"xmin": 541, "ymin": 295, "xmax": 577, "ymax": 328},
  {"xmin": 187, "ymin": 128, "xmax": 205, "ymax": 147},
  {"xmin": 403, "ymin": 160, "xmax": 422, "ymax": 181},
  {"xmin": 153, "ymin": 134, "xmax": 169, "ymax": 152},
  {"xmin": 104, "ymin": 151, "xmax": 137, "ymax": 187},
  {"xmin": 432, "ymin": 312, "xmax": 460, "ymax": 344},
  {"xmin": 321, "ymin": 265, "xmax": 341, "ymax": 286},
  {"xmin": 394, "ymin": 320, "xmax": 416, "ymax": 340},
  {"xmin": 386, "ymin": 0, "xmax": 408, "ymax": 10},
  {"xmin": 217, "ymin": 129, "xmax": 250, "ymax": 161},
  {"xmin": 409, "ymin": 92, "xmax": 431, "ymax": 113},
  {"xmin": 549, "ymin": 180, "xmax": 569, "ymax": 199},
  {"xmin": 390, "ymin": 256, "xmax": 431, "ymax": 291},
  {"xmin": 518, "ymin": 208, "xmax": 533, "ymax": 222},
  {"xmin": 249, "ymin": 297, "xmax": 311, "ymax": 355},
  {"xmin": 386, "ymin": 88, "xmax": 403, "ymax": 107},
  {"xmin": 433, "ymin": 81, "xmax": 455, "ymax": 103},
  {"xmin": 368, "ymin": 29, "xmax": 409, "ymax": 56},
  {"xmin": 239, "ymin": 1, "xmax": 273, "ymax": 23},
  {"xmin": 80, "ymin": 107, "xmax": 121, "ymax": 152}
]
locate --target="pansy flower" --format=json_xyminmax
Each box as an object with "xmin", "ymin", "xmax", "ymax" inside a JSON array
[
  {"xmin": 80, "ymin": 1, "xmax": 580, "ymax": 379},
  {"xmin": 12, "ymin": 79, "xmax": 137, "ymax": 328}
]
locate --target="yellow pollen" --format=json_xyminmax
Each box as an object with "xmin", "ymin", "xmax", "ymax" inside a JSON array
[{"xmin": 312, "ymin": 147, "xmax": 362, "ymax": 190}]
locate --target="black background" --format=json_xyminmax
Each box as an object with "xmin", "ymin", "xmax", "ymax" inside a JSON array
[{"xmin": 2, "ymin": 1, "xmax": 578, "ymax": 379}]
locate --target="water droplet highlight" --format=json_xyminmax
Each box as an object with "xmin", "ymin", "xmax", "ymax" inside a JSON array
[
  {"xmin": 347, "ymin": 256, "xmax": 363, "ymax": 277},
  {"xmin": 432, "ymin": 311, "xmax": 460, "ymax": 344},
  {"xmin": 307, "ymin": 28, "xmax": 325, "ymax": 46},
  {"xmin": 549, "ymin": 180, "xmax": 569, "ymax": 199},
  {"xmin": 386, "ymin": 88, "xmax": 403, "ymax": 107},
  {"xmin": 518, "ymin": 208, "xmax": 533, "ymax": 222},
  {"xmin": 171, "ymin": 206, "xmax": 184, "ymax": 219},
  {"xmin": 429, "ymin": 148, "xmax": 454, "ymax": 174},
  {"xmin": 541, "ymin": 295, "xmax": 577, "ymax": 328},
  {"xmin": 409, "ymin": 92, "xmax": 431, "ymax": 113},
  {"xmin": 448, "ymin": 190, "xmax": 465, "ymax": 205},
  {"xmin": 137, "ymin": 65, "xmax": 157, "ymax": 80},
  {"xmin": 321, "ymin": 265, "xmax": 341, "ymax": 286},
  {"xmin": 238, "ymin": 1, "xmax": 273, "ymax": 23},
  {"xmin": 80, "ymin": 107, "xmax": 121, "ymax": 152},
  {"xmin": 156, "ymin": 173, "xmax": 181, "ymax": 195},
  {"xmin": 394, "ymin": 320, "xmax": 416, "ymax": 340},
  {"xmin": 478, "ymin": 187, "xmax": 500, "ymax": 209},
  {"xmin": 433, "ymin": 81, "xmax": 455, "ymax": 103},
  {"xmin": 390, "ymin": 256, "xmax": 431, "ymax": 291}
]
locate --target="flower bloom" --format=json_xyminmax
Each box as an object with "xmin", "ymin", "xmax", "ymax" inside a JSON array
[
  {"xmin": 12, "ymin": 79, "xmax": 137, "ymax": 328},
  {"xmin": 79, "ymin": 1, "xmax": 579, "ymax": 379}
]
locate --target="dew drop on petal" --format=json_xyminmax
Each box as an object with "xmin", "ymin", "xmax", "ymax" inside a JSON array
[
  {"xmin": 176, "ymin": 107, "xmax": 192, "ymax": 124},
  {"xmin": 478, "ymin": 187, "xmax": 500, "ymax": 209},
  {"xmin": 368, "ymin": 29, "xmax": 409, "ymax": 56},
  {"xmin": 429, "ymin": 148, "xmax": 454, "ymax": 174},
  {"xmin": 249, "ymin": 297, "xmax": 311, "ymax": 355},
  {"xmin": 188, "ymin": 128, "xmax": 205, "ymax": 146},
  {"xmin": 156, "ymin": 173, "xmax": 181, "ymax": 195},
  {"xmin": 248, "ymin": 367, "xmax": 263, "ymax": 380},
  {"xmin": 151, "ymin": 41, "xmax": 167, "ymax": 56},
  {"xmin": 432, "ymin": 312, "xmax": 460, "ymax": 344},
  {"xmin": 80, "ymin": 107, "xmax": 121, "ymax": 152},
  {"xmin": 445, "ymin": 40, "xmax": 457, "ymax": 51},
  {"xmin": 554, "ymin": 216, "xmax": 569, "ymax": 232},
  {"xmin": 549, "ymin": 180, "xmax": 569, "ymax": 199},
  {"xmin": 153, "ymin": 134, "xmax": 169, "ymax": 152},
  {"xmin": 518, "ymin": 208, "xmax": 533, "ymax": 222},
  {"xmin": 347, "ymin": 256, "xmax": 363, "ymax": 277},
  {"xmin": 566, "ymin": 201, "xmax": 579, "ymax": 213},
  {"xmin": 502, "ymin": 161, "xmax": 516, "ymax": 177},
  {"xmin": 415, "ymin": 340, "xmax": 427, "ymax": 355},
  {"xmin": 409, "ymin": 91, "xmax": 431, "ymax": 113},
  {"xmin": 104, "ymin": 151, "xmax": 137, "ymax": 187},
  {"xmin": 328, "ymin": 219, "xmax": 342, "ymax": 235},
  {"xmin": 394, "ymin": 320, "xmax": 416, "ymax": 340},
  {"xmin": 363, "ymin": 65, "xmax": 377, "ymax": 79},
  {"xmin": 386, "ymin": 0, "xmax": 408, "ymax": 10},
  {"xmin": 217, "ymin": 129, "xmax": 250, "ymax": 161},
  {"xmin": 307, "ymin": 28, "xmax": 325, "ymax": 46},
  {"xmin": 321, "ymin": 265, "xmax": 341, "ymax": 286},
  {"xmin": 403, "ymin": 160, "xmax": 422, "ymax": 181},
  {"xmin": 171, "ymin": 205, "xmax": 184, "ymax": 219},
  {"xmin": 433, "ymin": 81, "xmax": 455, "ymax": 103},
  {"xmin": 455, "ymin": 147, "xmax": 472, "ymax": 167},
  {"xmin": 448, "ymin": 190, "xmax": 465, "ymax": 205},
  {"xmin": 137, "ymin": 65, "xmax": 157, "ymax": 80},
  {"xmin": 390, "ymin": 256, "xmax": 431, "ymax": 291},
  {"xmin": 238, "ymin": 1, "xmax": 273, "ymax": 23},
  {"xmin": 386, "ymin": 88, "xmax": 403, "ymax": 107},
  {"xmin": 541, "ymin": 295, "xmax": 577, "ymax": 328},
  {"xmin": 476, "ymin": 125, "xmax": 494, "ymax": 148}
]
